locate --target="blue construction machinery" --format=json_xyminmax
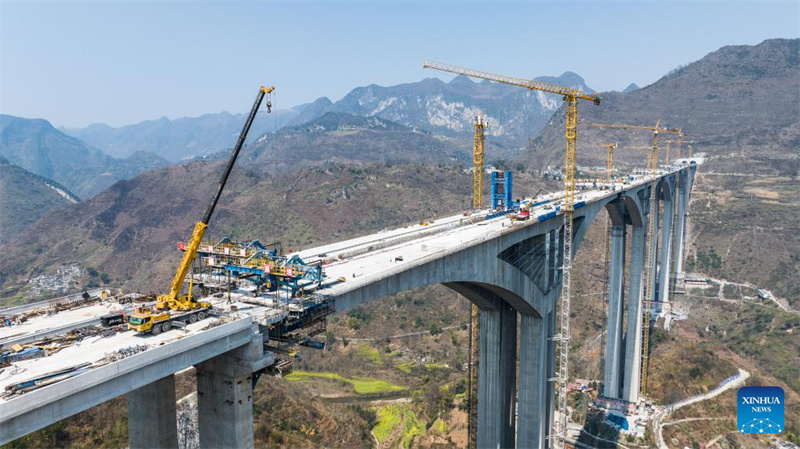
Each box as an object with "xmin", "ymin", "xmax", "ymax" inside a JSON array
[
  {"xmin": 490, "ymin": 170, "xmax": 514, "ymax": 210},
  {"xmin": 190, "ymin": 238, "xmax": 325, "ymax": 297}
]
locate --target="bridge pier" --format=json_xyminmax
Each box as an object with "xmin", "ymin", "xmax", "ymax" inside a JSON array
[
  {"xmin": 478, "ymin": 301, "xmax": 517, "ymax": 449},
  {"xmin": 622, "ymin": 225, "xmax": 646, "ymax": 404},
  {"xmin": 604, "ymin": 224, "xmax": 626, "ymax": 398},
  {"xmin": 517, "ymin": 313, "xmax": 547, "ymax": 449},
  {"xmin": 128, "ymin": 374, "xmax": 178, "ymax": 449},
  {"xmin": 195, "ymin": 325, "xmax": 272, "ymax": 449},
  {"xmin": 673, "ymin": 173, "xmax": 689, "ymax": 280},
  {"xmin": 647, "ymin": 190, "xmax": 660, "ymax": 315},
  {"xmin": 657, "ymin": 193, "xmax": 675, "ymax": 310}
]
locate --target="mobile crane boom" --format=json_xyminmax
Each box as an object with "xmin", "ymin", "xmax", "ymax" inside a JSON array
[{"xmin": 158, "ymin": 85, "xmax": 275, "ymax": 311}]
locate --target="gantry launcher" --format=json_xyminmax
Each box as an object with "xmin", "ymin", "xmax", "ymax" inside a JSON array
[{"xmin": 187, "ymin": 238, "xmax": 325, "ymax": 297}]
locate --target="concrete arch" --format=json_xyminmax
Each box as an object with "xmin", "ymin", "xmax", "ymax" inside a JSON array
[
  {"xmin": 603, "ymin": 194, "xmax": 645, "ymax": 228},
  {"xmin": 329, "ymin": 230, "xmax": 551, "ymax": 317},
  {"xmin": 325, "ymin": 168, "xmax": 693, "ymax": 449},
  {"xmin": 444, "ymin": 281, "xmax": 541, "ymax": 318}
]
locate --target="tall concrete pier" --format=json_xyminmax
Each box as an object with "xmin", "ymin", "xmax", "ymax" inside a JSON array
[{"xmin": 602, "ymin": 165, "xmax": 695, "ymax": 409}]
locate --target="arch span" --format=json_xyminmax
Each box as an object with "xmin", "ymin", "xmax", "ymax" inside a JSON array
[{"xmin": 320, "ymin": 167, "xmax": 692, "ymax": 449}]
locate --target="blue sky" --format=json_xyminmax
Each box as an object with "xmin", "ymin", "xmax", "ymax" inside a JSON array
[{"xmin": 1, "ymin": 1, "xmax": 798, "ymax": 128}]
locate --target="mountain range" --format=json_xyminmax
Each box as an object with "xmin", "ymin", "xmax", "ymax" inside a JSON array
[
  {"xmin": 62, "ymin": 72, "xmax": 595, "ymax": 162},
  {"xmin": 525, "ymin": 38, "xmax": 800, "ymax": 169},
  {"xmin": 622, "ymin": 83, "xmax": 640, "ymax": 93},
  {"xmin": 0, "ymin": 161, "xmax": 483, "ymax": 299},
  {"xmin": 237, "ymin": 112, "xmax": 469, "ymax": 172},
  {"xmin": 0, "ymin": 156, "xmax": 79, "ymax": 244},
  {"xmin": 2, "ymin": 38, "xmax": 798, "ymax": 307},
  {"xmin": 0, "ymin": 115, "xmax": 168, "ymax": 198}
]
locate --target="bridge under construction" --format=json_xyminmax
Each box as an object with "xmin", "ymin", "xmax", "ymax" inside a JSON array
[
  {"xmin": 0, "ymin": 58, "xmax": 704, "ymax": 449},
  {"xmin": 0, "ymin": 160, "xmax": 696, "ymax": 448}
]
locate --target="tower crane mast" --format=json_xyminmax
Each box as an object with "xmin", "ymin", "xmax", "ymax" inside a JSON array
[
  {"xmin": 468, "ymin": 116, "xmax": 486, "ymax": 448},
  {"xmin": 423, "ymin": 60, "xmax": 601, "ymax": 448},
  {"xmin": 603, "ymin": 143, "xmax": 617, "ymax": 188},
  {"xmin": 473, "ymin": 116, "xmax": 486, "ymax": 210}
]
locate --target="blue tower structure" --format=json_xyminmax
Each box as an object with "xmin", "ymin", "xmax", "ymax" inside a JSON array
[{"xmin": 490, "ymin": 170, "xmax": 514, "ymax": 210}]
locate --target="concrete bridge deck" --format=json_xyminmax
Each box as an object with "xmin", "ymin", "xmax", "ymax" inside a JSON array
[{"xmin": 0, "ymin": 163, "xmax": 696, "ymax": 448}]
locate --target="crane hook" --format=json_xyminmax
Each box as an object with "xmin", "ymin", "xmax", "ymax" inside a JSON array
[{"xmin": 266, "ymin": 100, "xmax": 273, "ymax": 113}]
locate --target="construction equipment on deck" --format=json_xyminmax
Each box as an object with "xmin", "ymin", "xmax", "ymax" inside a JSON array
[
  {"xmin": 510, "ymin": 188, "xmax": 544, "ymax": 221},
  {"xmin": 490, "ymin": 170, "xmax": 514, "ymax": 211},
  {"xmin": 674, "ymin": 140, "xmax": 695, "ymax": 160},
  {"xmin": 473, "ymin": 116, "xmax": 486, "ymax": 210},
  {"xmin": 588, "ymin": 121, "xmax": 682, "ymax": 173},
  {"xmin": 192, "ymin": 238, "xmax": 324, "ymax": 297},
  {"xmin": 129, "ymin": 85, "xmax": 275, "ymax": 335},
  {"xmin": 423, "ymin": 60, "xmax": 601, "ymax": 448}
]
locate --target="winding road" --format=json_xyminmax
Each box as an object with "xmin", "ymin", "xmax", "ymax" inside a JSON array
[{"xmin": 653, "ymin": 369, "xmax": 750, "ymax": 449}]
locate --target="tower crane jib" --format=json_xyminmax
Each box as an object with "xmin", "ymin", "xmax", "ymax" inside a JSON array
[{"xmin": 424, "ymin": 60, "xmax": 601, "ymax": 449}]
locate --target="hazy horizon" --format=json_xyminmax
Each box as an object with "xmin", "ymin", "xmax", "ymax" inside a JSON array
[{"xmin": 1, "ymin": 1, "xmax": 798, "ymax": 128}]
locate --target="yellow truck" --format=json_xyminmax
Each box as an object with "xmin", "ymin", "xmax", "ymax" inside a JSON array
[{"xmin": 128, "ymin": 304, "xmax": 211, "ymax": 335}]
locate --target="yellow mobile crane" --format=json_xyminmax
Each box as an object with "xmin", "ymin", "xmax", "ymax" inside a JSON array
[
  {"xmin": 129, "ymin": 86, "xmax": 275, "ymax": 335},
  {"xmin": 423, "ymin": 60, "xmax": 600, "ymax": 448}
]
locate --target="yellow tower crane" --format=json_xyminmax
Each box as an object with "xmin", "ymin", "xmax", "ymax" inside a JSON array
[
  {"xmin": 468, "ymin": 115, "xmax": 486, "ymax": 447},
  {"xmin": 623, "ymin": 144, "xmax": 663, "ymax": 173},
  {"xmin": 669, "ymin": 128, "xmax": 683, "ymax": 162},
  {"xmin": 473, "ymin": 116, "xmax": 486, "ymax": 210},
  {"xmin": 676, "ymin": 141, "xmax": 695, "ymax": 159},
  {"xmin": 663, "ymin": 132, "xmax": 689, "ymax": 164},
  {"xmin": 665, "ymin": 140, "xmax": 672, "ymax": 165},
  {"xmin": 603, "ymin": 143, "xmax": 617, "ymax": 188},
  {"xmin": 423, "ymin": 60, "xmax": 601, "ymax": 448},
  {"xmin": 588, "ymin": 121, "xmax": 682, "ymax": 173}
]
